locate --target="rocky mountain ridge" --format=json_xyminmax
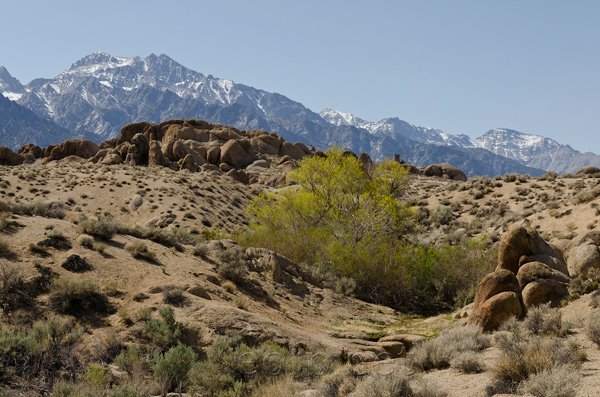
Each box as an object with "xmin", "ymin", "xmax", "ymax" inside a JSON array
[{"xmin": 0, "ymin": 52, "xmax": 589, "ymax": 176}]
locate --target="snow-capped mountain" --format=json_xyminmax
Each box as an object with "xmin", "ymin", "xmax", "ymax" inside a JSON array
[
  {"xmin": 470, "ymin": 128, "xmax": 600, "ymax": 174},
  {"xmin": 0, "ymin": 51, "xmax": 588, "ymax": 176},
  {"xmin": 0, "ymin": 67, "xmax": 25, "ymax": 102},
  {"xmin": 320, "ymin": 109, "xmax": 600, "ymax": 174},
  {"xmin": 320, "ymin": 109, "xmax": 473, "ymax": 147}
]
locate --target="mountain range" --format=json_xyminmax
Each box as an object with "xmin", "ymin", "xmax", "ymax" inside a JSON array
[{"xmin": 1, "ymin": 52, "xmax": 598, "ymax": 176}]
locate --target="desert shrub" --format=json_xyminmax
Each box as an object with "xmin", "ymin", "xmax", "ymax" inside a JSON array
[
  {"xmin": 79, "ymin": 217, "xmax": 119, "ymax": 240},
  {"xmin": 114, "ymin": 344, "xmax": 152, "ymax": 376},
  {"xmin": 335, "ymin": 277, "xmax": 357, "ymax": 296},
  {"xmin": 408, "ymin": 325, "xmax": 489, "ymax": 372},
  {"xmin": 318, "ymin": 364, "xmax": 361, "ymax": 396},
  {"xmin": 585, "ymin": 312, "xmax": 600, "ymax": 347},
  {"xmin": 0, "ymin": 316, "xmax": 83, "ymax": 388},
  {"xmin": 503, "ymin": 173, "xmax": 518, "ymax": 182},
  {"xmin": 125, "ymin": 241, "xmax": 157, "ymax": 261},
  {"xmin": 573, "ymin": 186, "xmax": 600, "ymax": 204},
  {"xmin": 450, "ymin": 351, "xmax": 486, "ymax": 373},
  {"xmin": 144, "ymin": 306, "xmax": 187, "ymax": 349},
  {"xmin": 162, "ymin": 287, "xmax": 186, "ymax": 307},
  {"xmin": 216, "ymin": 249, "xmax": 249, "ymax": 283},
  {"xmin": 0, "ymin": 262, "xmax": 29, "ymax": 311},
  {"xmin": 250, "ymin": 376, "xmax": 300, "ymax": 397},
  {"xmin": 431, "ymin": 205, "xmax": 453, "ymax": 225},
  {"xmin": 518, "ymin": 365, "xmax": 580, "ymax": 397},
  {"xmin": 541, "ymin": 171, "xmax": 558, "ymax": 181},
  {"xmin": 153, "ymin": 344, "xmax": 197, "ymax": 394},
  {"xmin": 77, "ymin": 234, "xmax": 95, "ymax": 248},
  {"xmin": 492, "ymin": 332, "xmax": 581, "ymax": 386},
  {"xmin": 49, "ymin": 278, "xmax": 109, "ymax": 315},
  {"xmin": 0, "ymin": 212, "xmax": 11, "ymax": 233},
  {"xmin": 242, "ymin": 147, "xmax": 494, "ymax": 310},
  {"xmin": 0, "ymin": 237, "xmax": 9, "ymax": 254},
  {"xmin": 523, "ymin": 304, "xmax": 569, "ymax": 336},
  {"xmin": 348, "ymin": 369, "xmax": 413, "ymax": 397},
  {"xmin": 189, "ymin": 334, "xmax": 328, "ymax": 396}
]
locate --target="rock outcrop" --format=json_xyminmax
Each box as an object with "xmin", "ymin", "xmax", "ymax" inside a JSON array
[
  {"xmin": 0, "ymin": 146, "xmax": 25, "ymax": 166},
  {"xmin": 469, "ymin": 223, "xmax": 572, "ymax": 330},
  {"xmin": 422, "ymin": 163, "xmax": 467, "ymax": 181},
  {"xmin": 468, "ymin": 269, "xmax": 524, "ymax": 332},
  {"xmin": 563, "ymin": 231, "xmax": 600, "ymax": 278},
  {"xmin": 497, "ymin": 224, "xmax": 567, "ymax": 275}
]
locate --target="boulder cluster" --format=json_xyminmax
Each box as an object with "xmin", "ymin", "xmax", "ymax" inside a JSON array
[
  {"xmin": 0, "ymin": 118, "xmax": 471, "ymax": 187},
  {"xmin": 8, "ymin": 120, "xmax": 316, "ymax": 186},
  {"xmin": 468, "ymin": 223, "xmax": 600, "ymax": 331}
]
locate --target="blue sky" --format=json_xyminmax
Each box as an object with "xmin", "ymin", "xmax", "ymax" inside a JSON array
[{"xmin": 3, "ymin": 0, "xmax": 600, "ymax": 153}]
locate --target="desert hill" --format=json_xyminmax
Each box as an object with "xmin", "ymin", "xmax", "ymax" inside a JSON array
[{"xmin": 3, "ymin": 120, "xmax": 600, "ymax": 395}]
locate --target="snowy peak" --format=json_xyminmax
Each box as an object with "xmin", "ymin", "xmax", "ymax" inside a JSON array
[
  {"xmin": 473, "ymin": 128, "xmax": 563, "ymax": 163},
  {"xmin": 0, "ymin": 66, "xmax": 25, "ymax": 101},
  {"xmin": 319, "ymin": 108, "xmax": 373, "ymax": 131},
  {"xmin": 320, "ymin": 108, "xmax": 473, "ymax": 146}
]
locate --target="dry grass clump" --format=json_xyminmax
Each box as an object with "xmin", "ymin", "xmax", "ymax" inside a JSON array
[
  {"xmin": 408, "ymin": 325, "xmax": 489, "ymax": 372},
  {"xmin": 216, "ymin": 249, "xmax": 249, "ymax": 283},
  {"xmin": 449, "ymin": 351, "xmax": 486, "ymax": 374},
  {"xmin": 250, "ymin": 376, "xmax": 300, "ymax": 397},
  {"xmin": 318, "ymin": 365, "xmax": 361, "ymax": 396},
  {"xmin": 585, "ymin": 312, "xmax": 600, "ymax": 347},
  {"xmin": 522, "ymin": 303, "xmax": 570, "ymax": 337},
  {"xmin": 79, "ymin": 217, "xmax": 120, "ymax": 240},
  {"xmin": 518, "ymin": 365, "xmax": 580, "ymax": 397},
  {"xmin": 162, "ymin": 287, "xmax": 186, "ymax": 307},
  {"xmin": 572, "ymin": 186, "xmax": 600, "ymax": 204},
  {"xmin": 125, "ymin": 241, "xmax": 157, "ymax": 261},
  {"xmin": 0, "ymin": 199, "xmax": 67, "ymax": 219},
  {"xmin": 490, "ymin": 309, "xmax": 584, "ymax": 395},
  {"xmin": 348, "ymin": 369, "xmax": 413, "ymax": 397},
  {"xmin": 49, "ymin": 278, "xmax": 109, "ymax": 315},
  {"xmin": 0, "ymin": 262, "xmax": 29, "ymax": 311},
  {"xmin": 0, "ymin": 237, "xmax": 9, "ymax": 254}
]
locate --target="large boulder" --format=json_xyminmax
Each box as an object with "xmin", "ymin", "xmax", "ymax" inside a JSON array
[
  {"xmin": 220, "ymin": 139, "xmax": 256, "ymax": 168},
  {"xmin": 518, "ymin": 253, "xmax": 569, "ymax": 276},
  {"xmin": 469, "ymin": 291, "xmax": 524, "ymax": 332},
  {"xmin": 0, "ymin": 146, "xmax": 25, "ymax": 165},
  {"xmin": 468, "ymin": 269, "xmax": 524, "ymax": 332},
  {"xmin": 564, "ymin": 231, "xmax": 600, "ymax": 278},
  {"xmin": 279, "ymin": 141, "xmax": 306, "ymax": 160},
  {"xmin": 118, "ymin": 122, "xmax": 153, "ymax": 145},
  {"xmin": 423, "ymin": 163, "xmax": 467, "ymax": 182},
  {"xmin": 125, "ymin": 133, "xmax": 149, "ymax": 165},
  {"xmin": 497, "ymin": 224, "xmax": 566, "ymax": 275},
  {"xmin": 148, "ymin": 141, "xmax": 172, "ymax": 168},
  {"xmin": 521, "ymin": 279, "xmax": 569, "ymax": 309},
  {"xmin": 358, "ymin": 152, "xmax": 375, "ymax": 174},
  {"xmin": 45, "ymin": 140, "xmax": 99, "ymax": 161},
  {"xmin": 516, "ymin": 261, "xmax": 570, "ymax": 309}
]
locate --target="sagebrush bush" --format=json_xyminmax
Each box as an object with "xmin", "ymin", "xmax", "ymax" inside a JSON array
[
  {"xmin": 144, "ymin": 306, "xmax": 187, "ymax": 349},
  {"xmin": 523, "ymin": 304, "xmax": 569, "ymax": 337},
  {"xmin": 49, "ymin": 278, "xmax": 109, "ymax": 314},
  {"xmin": 348, "ymin": 369, "xmax": 413, "ymax": 397},
  {"xmin": 492, "ymin": 332, "xmax": 581, "ymax": 385},
  {"xmin": 0, "ymin": 262, "xmax": 27, "ymax": 311},
  {"xmin": 216, "ymin": 249, "xmax": 249, "ymax": 283},
  {"xmin": 153, "ymin": 344, "xmax": 197, "ymax": 394},
  {"xmin": 450, "ymin": 351, "xmax": 486, "ymax": 374},
  {"xmin": 585, "ymin": 312, "xmax": 600, "ymax": 347},
  {"xmin": 125, "ymin": 241, "xmax": 157, "ymax": 261},
  {"xmin": 162, "ymin": 287, "xmax": 186, "ymax": 307},
  {"xmin": 518, "ymin": 365, "xmax": 580, "ymax": 397},
  {"xmin": 408, "ymin": 325, "xmax": 489, "ymax": 372},
  {"xmin": 0, "ymin": 316, "xmax": 83, "ymax": 388},
  {"xmin": 79, "ymin": 217, "xmax": 119, "ymax": 240}
]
